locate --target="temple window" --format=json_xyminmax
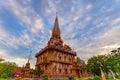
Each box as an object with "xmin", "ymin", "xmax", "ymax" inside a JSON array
[
  {"xmin": 45, "ymin": 65, "xmax": 47, "ymax": 70},
  {"xmin": 64, "ymin": 56, "xmax": 66, "ymax": 62},
  {"xmin": 41, "ymin": 57, "xmax": 43, "ymax": 62},
  {"xmin": 69, "ymin": 58, "xmax": 71, "ymax": 62},
  {"xmin": 59, "ymin": 69, "xmax": 61, "ymax": 74},
  {"xmin": 59, "ymin": 56, "xmax": 61, "ymax": 60},
  {"xmin": 70, "ymin": 70, "xmax": 72, "ymax": 73},
  {"xmin": 43, "ymin": 57, "xmax": 45, "ymax": 61},
  {"xmin": 65, "ymin": 69, "xmax": 67, "ymax": 74},
  {"xmin": 54, "ymin": 66, "xmax": 56, "ymax": 72}
]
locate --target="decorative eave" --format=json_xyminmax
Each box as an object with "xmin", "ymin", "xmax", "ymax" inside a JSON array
[
  {"xmin": 35, "ymin": 60, "xmax": 72, "ymax": 66},
  {"xmin": 35, "ymin": 45, "xmax": 76, "ymax": 57},
  {"xmin": 50, "ymin": 60, "xmax": 72, "ymax": 65}
]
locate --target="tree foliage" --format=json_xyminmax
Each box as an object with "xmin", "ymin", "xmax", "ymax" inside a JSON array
[
  {"xmin": 36, "ymin": 65, "xmax": 44, "ymax": 77},
  {"xmin": 43, "ymin": 75, "xmax": 48, "ymax": 80},
  {"xmin": 87, "ymin": 48, "xmax": 120, "ymax": 77},
  {"xmin": 69, "ymin": 76, "xmax": 75, "ymax": 80},
  {"xmin": 30, "ymin": 69, "xmax": 36, "ymax": 75},
  {"xmin": 87, "ymin": 55, "xmax": 107, "ymax": 76},
  {"xmin": 93, "ymin": 76, "xmax": 101, "ymax": 80},
  {"xmin": 0, "ymin": 62, "xmax": 17, "ymax": 78}
]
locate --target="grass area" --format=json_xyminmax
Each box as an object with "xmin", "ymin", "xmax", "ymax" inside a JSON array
[
  {"xmin": 0, "ymin": 78, "xmax": 5, "ymax": 80},
  {"xmin": 76, "ymin": 78, "xmax": 88, "ymax": 80},
  {"xmin": 76, "ymin": 77, "xmax": 120, "ymax": 80},
  {"xmin": 107, "ymin": 78, "xmax": 120, "ymax": 80}
]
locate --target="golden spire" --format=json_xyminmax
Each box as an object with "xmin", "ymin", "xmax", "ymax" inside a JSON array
[{"xmin": 51, "ymin": 13, "xmax": 61, "ymax": 39}]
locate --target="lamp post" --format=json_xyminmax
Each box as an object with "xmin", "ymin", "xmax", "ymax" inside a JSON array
[{"xmin": 107, "ymin": 65, "xmax": 116, "ymax": 79}]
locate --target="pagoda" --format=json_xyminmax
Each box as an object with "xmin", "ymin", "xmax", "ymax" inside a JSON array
[
  {"xmin": 22, "ymin": 60, "xmax": 31, "ymax": 78},
  {"xmin": 35, "ymin": 15, "xmax": 87, "ymax": 79}
]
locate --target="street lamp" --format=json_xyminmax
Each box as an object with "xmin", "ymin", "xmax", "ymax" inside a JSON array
[{"xmin": 107, "ymin": 65, "xmax": 116, "ymax": 79}]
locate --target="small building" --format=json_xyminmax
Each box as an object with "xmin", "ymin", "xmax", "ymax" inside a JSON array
[
  {"xmin": 14, "ymin": 67, "xmax": 22, "ymax": 77},
  {"xmin": 22, "ymin": 60, "xmax": 31, "ymax": 78}
]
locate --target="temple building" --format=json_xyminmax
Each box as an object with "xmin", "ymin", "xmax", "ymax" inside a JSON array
[
  {"xmin": 35, "ymin": 15, "xmax": 89, "ymax": 79},
  {"xmin": 22, "ymin": 60, "xmax": 31, "ymax": 78}
]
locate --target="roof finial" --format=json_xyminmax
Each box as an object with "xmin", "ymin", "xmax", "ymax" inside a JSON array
[
  {"xmin": 56, "ymin": 12, "xmax": 58, "ymax": 20},
  {"xmin": 27, "ymin": 53, "xmax": 31, "ymax": 63},
  {"xmin": 50, "ymin": 12, "xmax": 61, "ymax": 39}
]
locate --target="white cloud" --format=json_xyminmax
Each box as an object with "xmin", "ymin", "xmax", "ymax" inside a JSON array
[
  {"xmin": 101, "ymin": 44, "xmax": 120, "ymax": 49},
  {"xmin": 7, "ymin": 0, "xmax": 31, "ymax": 25},
  {"xmin": 0, "ymin": 25, "xmax": 33, "ymax": 49},
  {"xmin": 98, "ymin": 26, "xmax": 120, "ymax": 41},
  {"xmin": 19, "ymin": 31, "xmax": 33, "ymax": 47},
  {"xmin": 110, "ymin": 18, "xmax": 120, "ymax": 26},
  {"xmin": 0, "ymin": 49, "xmax": 8, "ymax": 57},
  {"xmin": 44, "ymin": 0, "xmax": 57, "ymax": 14},
  {"xmin": 86, "ymin": 4, "xmax": 93, "ymax": 10},
  {"xmin": 73, "ymin": 16, "xmax": 79, "ymax": 21},
  {"xmin": 64, "ymin": 39, "xmax": 81, "ymax": 49},
  {"xmin": 68, "ymin": 26, "xmax": 120, "ymax": 61},
  {"xmin": 96, "ymin": 22, "xmax": 104, "ymax": 28},
  {"xmin": 0, "ymin": 27, "xmax": 7, "ymax": 39},
  {"xmin": 85, "ymin": 16, "xmax": 92, "ymax": 22},
  {"xmin": 100, "ymin": 6, "xmax": 114, "ymax": 13},
  {"xmin": 31, "ymin": 17, "xmax": 44, "ymax": 34},
  {"xmin": 5, "ymin": 0, "xmax": 44, "ymax": 34},
  {"xmin": 0, "ymin": 0, "xmax": 45, "ymax": 49},
  {"xmin": 1, "ymin": 0, "xmax": 120, "ymax": 65},
  {"xmin": 62, "ymin": 23, "xmax": 75, "ymax": 39}
]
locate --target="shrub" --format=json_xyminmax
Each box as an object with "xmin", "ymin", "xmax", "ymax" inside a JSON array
[
  {"xmin": 43, "ymin": 75, "xmax": 49, "ymax": 80},
  {"xmin": 69, "ymin": 76, "xmax": 75, "ymax": 80},
  {"xmin": 0, "ymin": 73, "xmax": 8, "ymax": 78},
  {"xmin": 88, "ymin": 78, "xmax": 93, "ymax": 80},
  {"xmin": 93, "ymin": 76, "xmax": 101, "ymax": 80}
]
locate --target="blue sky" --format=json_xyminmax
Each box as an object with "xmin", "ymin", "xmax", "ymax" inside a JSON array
[{"xmin": 0, "ymin": 0, "xmax": 120, "ymax": 67}]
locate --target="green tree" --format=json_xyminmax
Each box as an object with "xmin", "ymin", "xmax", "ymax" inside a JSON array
[
  {"xmin": 30, "ymin": 69, "xmax": 36, "ymax": 75},
  {"xmin": 87, "ymin": 48, "xmax": 120, "ymax": 78},
  {"xmin": 0, "ymin": 62, "xmax": 17, "ymax": 78},
  {"xmin": 36, "ymin": 65, "xmax": 44, "ymax": 77},
  {"xmin": 106, "ymin": 55, "xmax": 120, "ymax": 76},
  {"xmin": 87, "ymin": 55, "xmax": 108, "ymax": 76}
]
